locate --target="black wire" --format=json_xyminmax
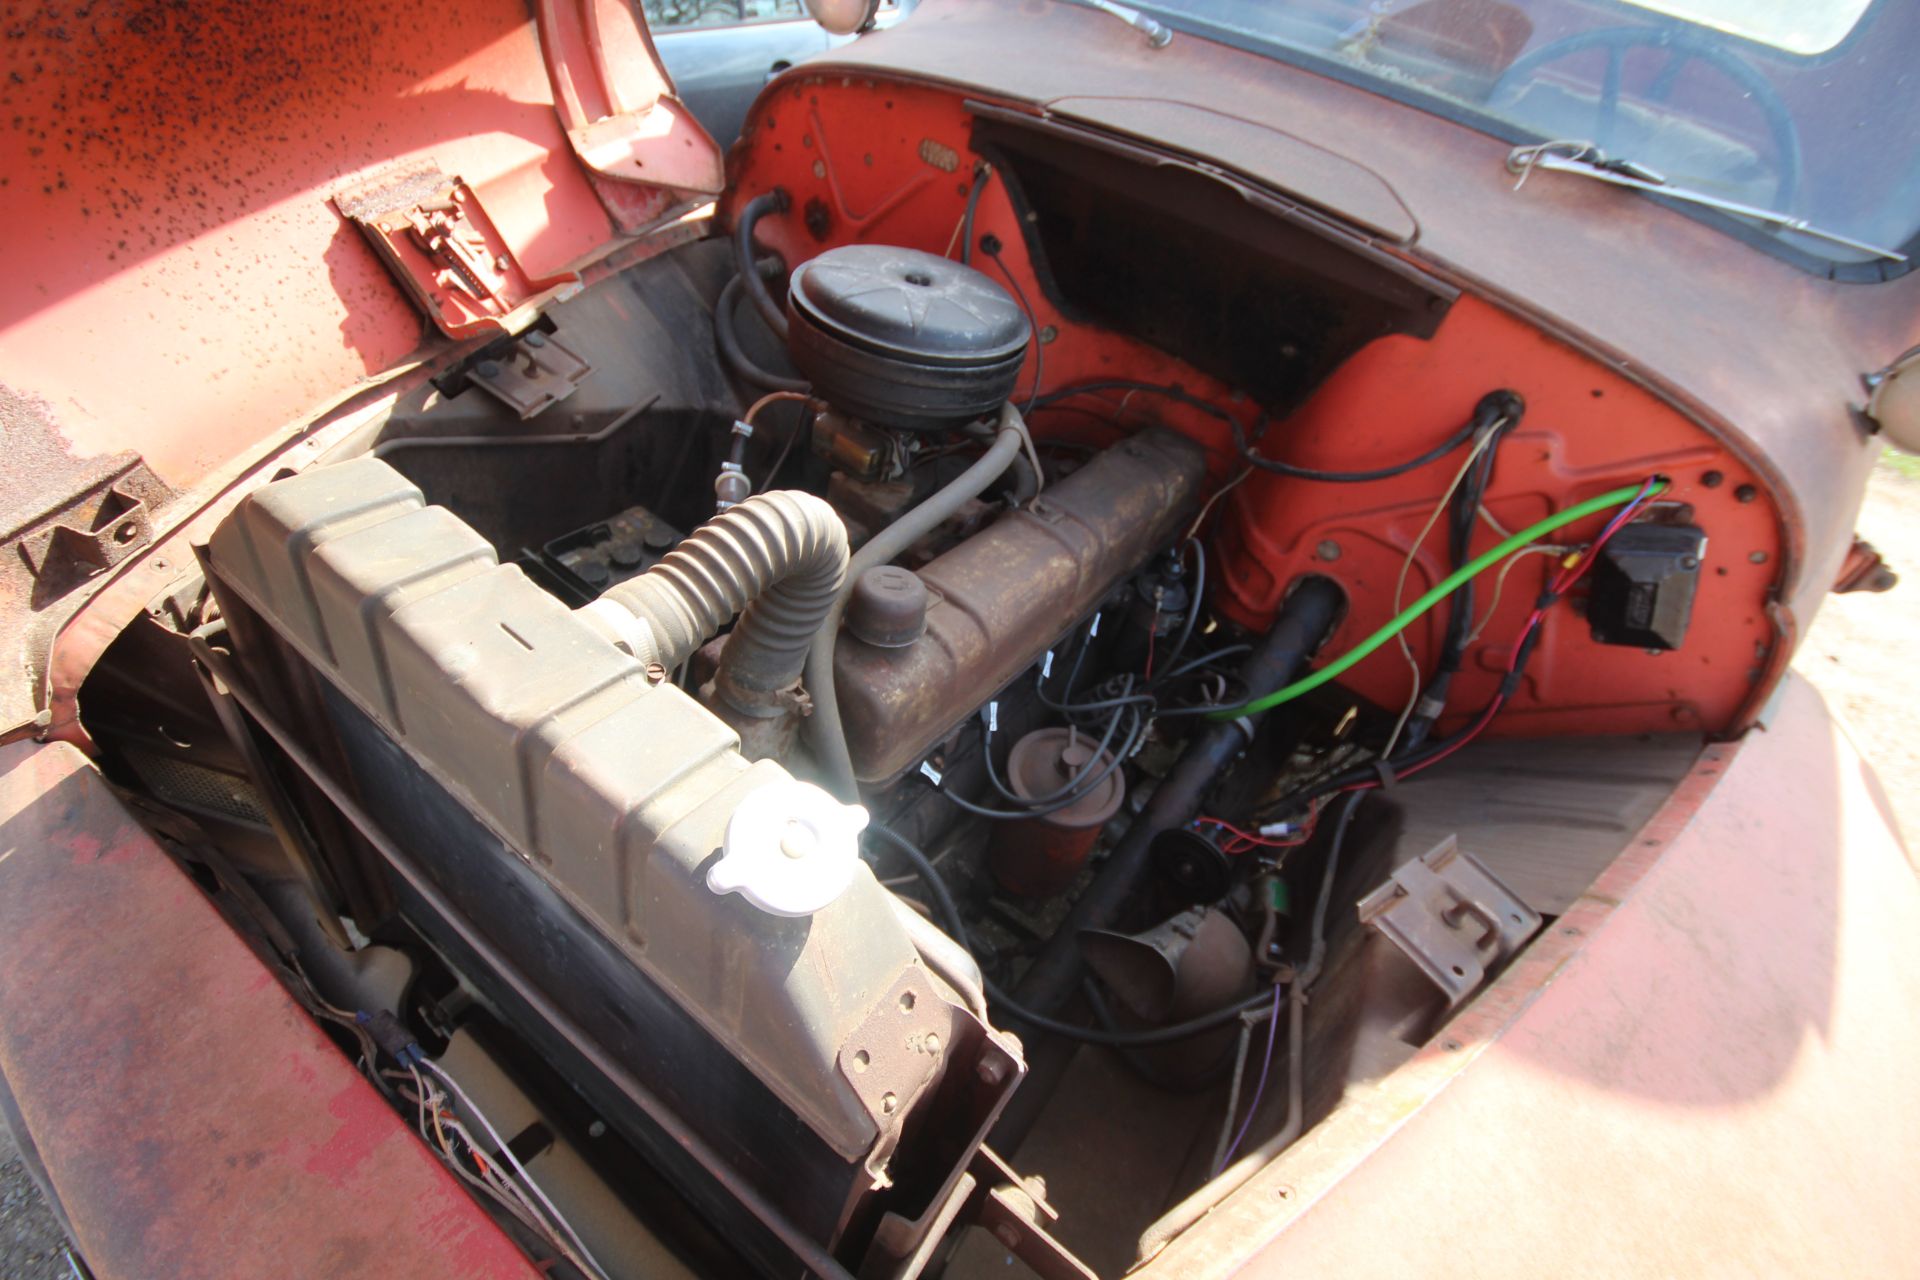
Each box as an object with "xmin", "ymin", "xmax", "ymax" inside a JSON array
[
  {"xmin": 1230, "ymin": 406, "xmax": 1480, "ymax": 483},
  {"xmin": 983, "ymin": 693, "xmax": 1133, "ymax": 808},
  {"xmin": 1154, "ymin": 643, "xmax": 1251, "ymax": 683},
  {"xmin": 983, "ymin": 247, "xmax": 1045, "ymax": 413},
  {"xmin": 715, "ymin": 274, "xmax": 807, "ymax": 393},
  {"xmin": 733, "ymin": 191, "xmax": 790, "ymax": 341},
  {"xmin": 1027, "ymin": 378, "xmax": 1485, "ymax": 483},
  {"xmin": 865, "ymin": 823, "xmax": 1276, "ymax": 1047},
  {"xmin": 1163, "ymin": 539, "xmax": 1205, "ymax": 674},
  {"xmin": 939, "ymin": 709, "xmax": 1145, "ymax": 821},
  {"xmin": 1254, "ymin": 527, "xmax": 1567, "ymax": 821},
  {"xmin": 959, "ymin": 163, "xmax": 990, "ymax": 267}
]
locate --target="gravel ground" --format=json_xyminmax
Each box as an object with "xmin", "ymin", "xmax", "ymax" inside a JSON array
[
  {"xmin": 1796, "ymin": 458, "xmax": 1920, "ymax": 848},
  {"xmin": 0, "ymin": 1124, "xmax": 70, "ymax": 1279},
  {"xmin": 0, "ymin": 463, "xmax": 1909, "ymax": 1278}
]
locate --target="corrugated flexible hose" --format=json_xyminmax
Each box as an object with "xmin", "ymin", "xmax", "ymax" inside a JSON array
[{"xmin": 585, "ymin": 490, "xmax": 848, "ymax": 699}]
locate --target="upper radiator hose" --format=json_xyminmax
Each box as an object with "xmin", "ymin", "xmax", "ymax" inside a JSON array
[{"xmin": 584, "ymin": 490, "xmax": 848, "ymax": 708}]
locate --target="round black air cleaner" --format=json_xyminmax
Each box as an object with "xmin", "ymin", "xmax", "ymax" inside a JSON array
[{"xmin": 785, "ymin": 245, "xmax": 1031, "ymax": 432}]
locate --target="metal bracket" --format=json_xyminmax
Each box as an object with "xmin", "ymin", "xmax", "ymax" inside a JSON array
[
  {"xmin": 335, "ymin": 169, "xmax": 582, "ymax": 339},
  {"xmin": 464, "ymin": 331, "xmax": 593, "ymax": 420},
  {"xmin": 965, "ymin": 1146, "xmax": 1096, "ymax": 1280},
  {"xmin": 1357, "ymin": 836, "xmax": 1541, "ymax": 1009},
  {"xmin": 837, "ymin": 967, "xmax": 953, "ymax": 1185},
  {"xmin": 18, "ymin": 482, "xmax": 153, "ymax": 595},
  {"xmin": 531, "ymin": 0, "xmax": 723, "ymax": 232},
  {"xmin": 1834, "ymin": 535, "xmax": 1898, "ymax": 594}
]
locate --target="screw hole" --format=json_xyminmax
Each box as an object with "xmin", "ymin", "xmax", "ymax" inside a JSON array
[
  {"xmin": 1450, "ymin": 965, "xmax": 1465, "ymax": 977},
  {"xmin": 902, "ymin": 270, "xmax": 933, "ymax": 287},
  {"xmin": 114, "ymin": 523, "xmax": 138, "ymax": 544},
  {"xmin": 898, "ymin": 991, "xmax": 916, "ymax": 1013},
  {"xmin": 851, "ymin": 1050, "xmax": 870, "ymax": 1073}
]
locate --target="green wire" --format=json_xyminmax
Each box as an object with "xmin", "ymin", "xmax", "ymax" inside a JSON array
[{"xmin": 1207, "ymin": 480, "xmax": 1664, "ymax": 721}]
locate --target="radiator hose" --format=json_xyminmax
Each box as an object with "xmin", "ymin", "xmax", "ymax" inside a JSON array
[
  {"xmin": 583, "ymin": 490, "xmax": 848, "ymax": 711},
  {"xmin": 801, "ymin": 403, "xmax": 1030, "ymax": 798}
]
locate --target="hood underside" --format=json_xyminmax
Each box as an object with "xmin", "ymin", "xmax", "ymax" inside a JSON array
[{"xmin": 0, "ymin": 0, "xmax": 723, "ymax": 498}]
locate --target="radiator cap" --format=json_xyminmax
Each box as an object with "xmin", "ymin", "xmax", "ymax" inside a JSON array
[{"xmin": 709, "ymin": 780, "xmax": 870, "ymax": 916}]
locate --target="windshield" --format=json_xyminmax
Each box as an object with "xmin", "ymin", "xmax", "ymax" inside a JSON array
[{"xmin": 1131, "ymin": 0, "xmax": 1920, "ymax": 275}]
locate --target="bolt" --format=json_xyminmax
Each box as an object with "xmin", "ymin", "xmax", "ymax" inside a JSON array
[
  {"xmin": 1749, "ymin": 550, "xmax": 1769, "ymax": 565},
  {"xmin": 476, "ymin": 359, "xmax": 502, "ymax": 379},
  {"xmin": 1680, "ymin": 556, "xmax": 1699, "ymax": 570},
  {"xmin": 587, "ymin": 1119, "xmax": 607, "ymax": 1139},
  {"xmin": 1039, "ymin": 325, "xmax": 1057, "ymax": 344},
  {"xmin": 1316, "ymin": 539, "xmax": 1342, "ymax": 562},
  {"xmin": 977, "ymin": 1056, "xmax": 1009, "ymax": 1086},
  {"xmin": 993, "ymin": 1223, "xmax": 1021, "ymax": 1250},
  {"xmin": 644, "ymin": 661, "xmax": 668, "ymax": 684},
  {"xmin": 523, "ymin": 330, "xmax": 547, "ymax": 348},
  {"xmin": 1734, "ymin": 484, "xmax": 1758, "ymax": 503},
  {"xmin": 923, "ymin": 1032, "xmax": 941, "ymax": 1055},
  {"xmin": 1700, "ymin": 470, "xmax": 1724, "ymax": 488},
  {"xmin": 881, "ymin": 1091, "xmax": 898, "ymax": 1114}
]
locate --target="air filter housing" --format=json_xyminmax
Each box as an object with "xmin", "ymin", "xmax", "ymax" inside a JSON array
[{"xmin": 786, "ymin": 245, "xmax": 1030, "ymax": 431}]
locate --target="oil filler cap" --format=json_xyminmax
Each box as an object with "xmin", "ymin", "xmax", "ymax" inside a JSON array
[{"xmin": 708, "ymin": 780, "xmax": 870, "ymax": 917}]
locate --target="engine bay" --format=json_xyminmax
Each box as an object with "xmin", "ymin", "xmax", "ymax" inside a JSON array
[{"xmin": 68, "ymin": 72, "xmax": 1792, "ymax": 1280}]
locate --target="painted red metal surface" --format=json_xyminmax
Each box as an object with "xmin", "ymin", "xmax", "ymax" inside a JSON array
[
  {"xmin": 0, "ymin": 0, "xmax": 711, "ymax": 493},
  {"xmin": 1210, "ymin": 294, "xmax": 1783, "ymax": 739},
  {"xmin": 0, "ymin": 740, "xmax": 542, "ymax": 1280},
  {"xmin": 727, "ymin": 73, "xmax": 1780, "ymax": 739},
  {"xmin": 1148, "ymin": 674, "xmax": 1920, "ymax": 1276}
]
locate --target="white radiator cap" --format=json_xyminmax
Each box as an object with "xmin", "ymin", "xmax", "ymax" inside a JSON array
[{"xmin": 709, "ymin": 780, "xmax": 869, "ymax": 916}]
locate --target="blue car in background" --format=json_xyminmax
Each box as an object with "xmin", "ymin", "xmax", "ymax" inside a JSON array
[{"xmin": 648, "ymin": 0, "xmax": 915, "ymax": 146}]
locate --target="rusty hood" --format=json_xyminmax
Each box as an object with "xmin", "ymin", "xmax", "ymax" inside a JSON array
[{"xmin": 0, "ymin": 0, "xmax": 722, "ymax": 735}]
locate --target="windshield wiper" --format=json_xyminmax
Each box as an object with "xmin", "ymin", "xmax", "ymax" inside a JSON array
[
  {"xmin": 1506, "ymin": 140, "xmax": 1906, "ymax": 263},
  {"xmin": 1060, "ymin": 0, "xmax": 1173, "ymax": 48}
]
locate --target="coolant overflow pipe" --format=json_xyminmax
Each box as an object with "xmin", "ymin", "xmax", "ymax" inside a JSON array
[{"xmin": 803, "ymin": 404, "xmax": 1031, "ymax": 799}]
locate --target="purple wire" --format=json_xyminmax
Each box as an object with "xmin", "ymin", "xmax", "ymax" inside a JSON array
[{"xmin": 1214, "ymin": 983, "xmax": 1285, "ymax": 1175}]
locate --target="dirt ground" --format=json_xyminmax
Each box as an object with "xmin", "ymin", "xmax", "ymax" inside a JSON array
[
  {"xmin": 0, "ymin": 463, "xmax": 1911, "ymax": 1278},
  {"xmin": 1795, "ymin": 458, "xmax": 1920, "ymax": 848}
]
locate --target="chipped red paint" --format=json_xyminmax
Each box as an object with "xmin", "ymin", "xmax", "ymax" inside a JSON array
[
  {"xmin": 0, "ymin": 0, "xmax": 710, "ymax": 493},
  {"xmin": 0, "ymin": 740, "xmax": 541, "ymax": 1280},
  {"xmin": 730, "ymin": 73, "xmax": 1782, "ymax": 740}
]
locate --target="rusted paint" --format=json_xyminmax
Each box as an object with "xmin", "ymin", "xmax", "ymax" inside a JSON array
[
  {"xmin": 0, "ymin": 0, "xmax": 650, "ymax": 491},
  {"xmin": 31, "ymin": 210, "xmax": 703, "ymax": 752},
  {"xmin": 1833, "ymin": 533, "xmax": 1898, "ymax": 593},
  {"xmin": 1147, "ymin": 675, "xmax": 1920, "ymax": 1276},
  {"xmin": 728, "ymin": 68, "xmax": 1784, "ymax": 741},
  {"xmin": 0, "ymin": 739, "xmax": 541, "ymax": 1280},
  {"xmin": 788, "ymin": 0, "xmax": 1920, "ymax": 727}
]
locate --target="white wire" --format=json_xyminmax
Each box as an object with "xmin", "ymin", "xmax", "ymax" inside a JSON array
[
  {"xmin": 390, "ymin": 1069, "xmax": 570, "ymax": 1261},
  {"xmin": 1184, "ymin": 465, "xmax": 1253, "ymax": 541},
  {"xmin": 1383, "ymin": 425, "xmax": 1500, "ymax": 756},
  {"xmin": 421, "ymin": 1059, "xmax": 610, "ymax": 1280},
  {"xmin": 1464, "ymin": 543, "xmax": 1573, "ymax": 645}
]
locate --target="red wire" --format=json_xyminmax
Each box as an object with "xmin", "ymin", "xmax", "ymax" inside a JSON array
[
  {"xmin": 1197, "ymin": 812, "xmax": 1318, "ymax": 852},
  {"xmin": 1336, "ymin": 482, "xmax": 1659, "ymax": 796}
]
